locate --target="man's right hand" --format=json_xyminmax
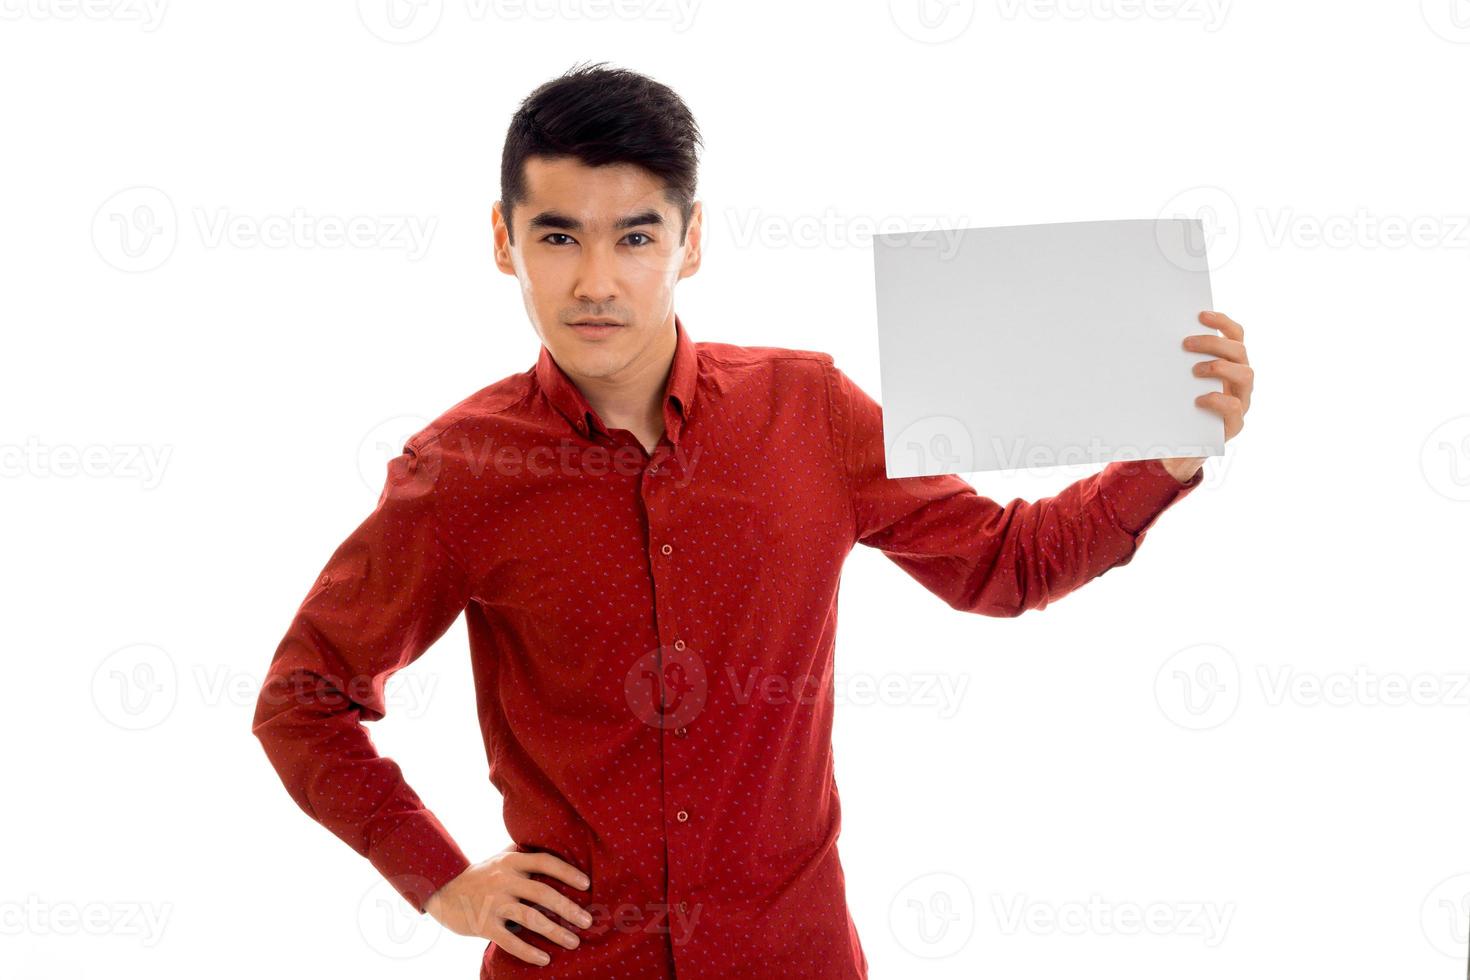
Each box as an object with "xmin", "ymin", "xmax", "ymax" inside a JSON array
[{"xmin": 424, "ymin": 845, "xmax": 594, "ymax": 967}]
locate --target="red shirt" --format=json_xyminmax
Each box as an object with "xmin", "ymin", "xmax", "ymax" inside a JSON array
[{"xmin": 251, "ymin": 314, "xmax": 1204, "ymax": 978}]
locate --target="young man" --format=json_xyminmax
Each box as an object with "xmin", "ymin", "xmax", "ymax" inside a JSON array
[{"xmin": 250, "ymin": 62, "xmax": 1253, "ymax": 978}]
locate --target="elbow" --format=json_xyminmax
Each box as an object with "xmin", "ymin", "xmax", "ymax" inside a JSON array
[
  {"xmin": 944, "ymin": 579, "xmax": 1035, "ymax": 617},
  {"xmin": 948, "ymin": 558, "xmax": 1047, "ymax": 617},
  {"xmin": 953, "ymin": 592, "xmax": 1045, "ymax": 618}
]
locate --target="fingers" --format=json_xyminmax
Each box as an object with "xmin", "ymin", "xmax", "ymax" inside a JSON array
[
  {"xmin": 520, "ymin": 879, "xmax": 595, "ymax": 930},
  {"xmin": 1191, "ymin": 358, "xmax": 1254, "ymax": 413},
  {"xmin": 506, "ymin": 851, "xmax": 594, "ymax": 926},
  {"xmin": 1195, "ymin": 390, "xmax": 1246, "ymax": 440},
  {"xmin": 490, "ymin": 913, "xmax": 553, "ymax": 967},
  {"xmin": 1189, "ymin": 314, "xmax": 1253, "ymax": 434},
  {"xmin": 1182, "ymin": 333, "xmax": 1248, "ymax": 364},
  {"xmin": 513, "ymin": 849, "xmax": 592, "ymax": 891},
  {"xmin": 1199, "ymin": 309, "xmax": 1244, "ymax": 342},
  {"xmin": 508, "ymin": 900, "xmax": 582, "ymax": 949},
  {"xmin": 491, "ymin": 899, "xmax": 582, "ymax": 967},
  {"xmin": 489, "ymin": 853, "xmax": 597, "ymax": 966},
  {"xmin": 1195, "ymin": 390, "xmax": 1243, "ymax": 414}
]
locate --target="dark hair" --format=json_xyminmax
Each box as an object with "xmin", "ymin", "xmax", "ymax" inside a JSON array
[{"xmin": 500, "ymin": 61, "xmax": 703, "ymax": 246}]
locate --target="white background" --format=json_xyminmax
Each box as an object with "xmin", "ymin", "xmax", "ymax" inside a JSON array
[{"xmin": 3, "ymin": 2, "xmax": 1468, "ymax": 978}]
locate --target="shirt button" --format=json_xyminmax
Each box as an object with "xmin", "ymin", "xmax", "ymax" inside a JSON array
[
  {"xmin": 673, "ymin": 639, "xmax": 686, "ymax": 651},
  {"xmin": 661, "ymin": 543, "xmax": 673, "ymax": 555},
  {"xmin": 674, "ymin": 726, "xmax": 688, "ymax": 737},
  {"xmin": 678, "ymin": 901, "xmax": 689, "ymax": 914},
  {"xmin": 649, "ymin": 463, "xmax": 660, "ymax": 474},
  {"xmin": 676, "ymin": 809, "xmax": 689, "ymax": 822}
]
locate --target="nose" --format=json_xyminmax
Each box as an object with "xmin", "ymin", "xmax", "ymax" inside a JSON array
[{"xmin": 573, "ymin": 242, "xmax": 618, "ymax": 305}]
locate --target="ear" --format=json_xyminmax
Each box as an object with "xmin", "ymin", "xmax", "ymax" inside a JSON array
[
  {"xmin": 678, "ymin": 200, "xmax": 703, "ymax": 281},
  {"xmin": 491, "ymin": 201, "xmax": 516, "ymax": 276}
]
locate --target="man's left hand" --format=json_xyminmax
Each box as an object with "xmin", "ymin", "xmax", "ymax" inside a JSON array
[{"xmin": 1160, "ymin": 309, "xmax": 1253, "ymax": 484}]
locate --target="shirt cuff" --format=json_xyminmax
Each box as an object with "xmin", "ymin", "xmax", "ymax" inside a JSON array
[
  {"xmin": 1097, "ymin": 456, "xmax": 1205, "ymax": 538},
  {"xmin": 367, "ymin": 810, "xmax": 473, "ymax": 914}
]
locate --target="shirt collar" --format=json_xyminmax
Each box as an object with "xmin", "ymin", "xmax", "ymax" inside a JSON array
[{"xmin": 533, "ymin": 313, "xmax": 699, "ymax": 446}]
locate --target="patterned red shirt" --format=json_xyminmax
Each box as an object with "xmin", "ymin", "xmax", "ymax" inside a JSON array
[{"xmin": 251, "ymin": 313, "xmax": 1204, "ymax": 978}]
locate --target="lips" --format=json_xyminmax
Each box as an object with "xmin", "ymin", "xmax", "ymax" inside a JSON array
[{"xmin": 567, "ymin": 320, "xmax": 624, "ymax": 340}]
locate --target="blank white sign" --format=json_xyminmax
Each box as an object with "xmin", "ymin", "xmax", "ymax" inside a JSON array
[{"xmin": 871, "ymin": 217, "xmax": 1223, "ymax": 477}]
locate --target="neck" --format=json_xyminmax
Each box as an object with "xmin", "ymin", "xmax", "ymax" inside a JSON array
[{"xmin": 578, "ymin": 315, "xmax": 677, "ymax": 444}]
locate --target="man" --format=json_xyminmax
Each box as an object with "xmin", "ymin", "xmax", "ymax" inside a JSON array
[{"xmin": 250, "ymin": 61, "xmax": 1253, "ymax": 978}]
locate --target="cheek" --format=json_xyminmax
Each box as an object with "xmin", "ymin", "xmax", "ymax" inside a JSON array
[
  {"xmin": 517, "ymin": 255, "xmax": 571, "ymax": 305},
  {"xmin": 631, "ymin": 256, "xmax": 682, "ymax": 298}
]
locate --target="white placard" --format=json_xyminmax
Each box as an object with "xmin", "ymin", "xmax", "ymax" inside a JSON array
[{"xmin": 872, "ymin": 217, "xmax": 1223, "ymax": 477}]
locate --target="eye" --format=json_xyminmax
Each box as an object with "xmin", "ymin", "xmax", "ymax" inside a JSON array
[
  {"xmin": 624, "ymin": 232, "xmax": 653, "ymax": 247},
  {"xmin": 542, "ymin": 233, "xmax": 575, "ymax": 246}
]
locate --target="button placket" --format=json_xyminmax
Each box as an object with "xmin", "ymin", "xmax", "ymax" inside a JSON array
[{"xmin": 641, "ymin": 439, "xmax": 698, "ymax": 970}]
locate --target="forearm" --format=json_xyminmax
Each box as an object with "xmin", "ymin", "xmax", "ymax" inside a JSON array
[
  {"xmin": 251, "ymin": 628, "xmax": 471, "ymax": 913},
  {"xmin": 881, "ymin": 457, "xmax": 1204, "ymax": 617}
]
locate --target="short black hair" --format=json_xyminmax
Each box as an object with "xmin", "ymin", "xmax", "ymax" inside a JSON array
[{"xmin": 500, "ymin": 61, "xmax": 703, "ymax": 247}]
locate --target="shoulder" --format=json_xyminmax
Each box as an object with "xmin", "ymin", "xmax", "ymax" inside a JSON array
[
  {"xmin": 380, "ymin": 368, "xmax": 536, "ymax": 524},
  {"xmin": 400, "ymin": 367, "xmax": 534, "ymax": 459},
  {"xmin": 696, "ymin": 339, "xmax": 833, "ymax": 366},
  {"xmin": 692, "ymin": 341, "xmax": 840, "ymax": 437},
  {"xmin": 695, "ymin": 339, "xmax": 834, "ymax": 388}
]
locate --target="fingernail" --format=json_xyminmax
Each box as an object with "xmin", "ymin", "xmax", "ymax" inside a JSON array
[
  {"xmin": 535, "ymin": 951, "xmax": 550, "ymax": 965},
  {"xmin": 577, "ymin": 876, "xmax": 590, "ymax": 889}
]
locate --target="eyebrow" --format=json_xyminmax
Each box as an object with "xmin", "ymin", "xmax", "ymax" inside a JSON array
[{"xmin": 527, "ymin": 209, "xmax": 665, "ymax": 233}]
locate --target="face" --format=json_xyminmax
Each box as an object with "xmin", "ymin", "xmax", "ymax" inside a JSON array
[{"xmin": 492, "ymin": 156, "xmax": 702, "ymax": 385}]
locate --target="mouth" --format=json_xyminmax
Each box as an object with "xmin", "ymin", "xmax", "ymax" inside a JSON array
[{"xmin": 567, "ymin": 320, "xmax": 625, "ymax": 338}]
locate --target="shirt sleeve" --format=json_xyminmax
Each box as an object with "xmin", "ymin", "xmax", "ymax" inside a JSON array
[
  {"xmin": 826, "ymin": 361, "xmax": 1205, "ymax": 617},
  {"xmin": 250, "ymin": 438, "xmax": 474, "ymax": 913}
]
